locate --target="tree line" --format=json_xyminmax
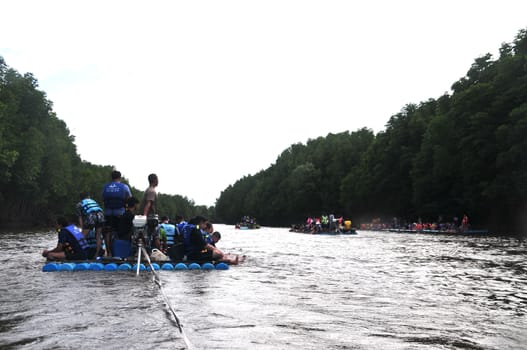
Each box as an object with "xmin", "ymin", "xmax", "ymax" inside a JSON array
[
  {"xmin": 216, "ymin": 29, "xmax": 527, "ymax": 236},
  {"xmin": 0, "ymin": 57, "xmax": 214, "ymax": 229}
]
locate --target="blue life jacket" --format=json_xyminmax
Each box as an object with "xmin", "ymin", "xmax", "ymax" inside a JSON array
[
  {"xmin": 102, "ymin": 182, "xmax": 129, "ymax": 215},
  {"xmin": 86, "ymin": 228, "xmax": 105, "ymax": 250},
  {"xmin": 80, "ymin": 199, "xmax": 102, "ymax": 215},
  {"xmin": 202, "ymin": 230, "xmax": 213, "ymax": 245},
  {"xmin": 181, "ymin": 223, "xmax": 199, "ymax": 255},
  {"xmin": 159, "ymin": 223, "xmax": 176, "ymax": 246},
  {"xmin": 65, "ymin": 224, "xmax": 89, "ymax": 251},
  {"xmin": 176, "ymin": 221, "xmax": 187, "ymax": 233}
]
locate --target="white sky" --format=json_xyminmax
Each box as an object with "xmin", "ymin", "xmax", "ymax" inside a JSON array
[{"xmin": 1, "ymin": 1, "xmax": 526, "ymax": 206}]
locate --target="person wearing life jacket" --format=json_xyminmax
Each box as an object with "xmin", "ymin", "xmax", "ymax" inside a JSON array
[
  {"xmin": 158, "ymin": 215, "xmax": 177, "ymax": 252},
  {"xmin": 102, "ymin": 170, "xmax": 132, "ymax": 257},
  {"xmin": 211, "ymin": 231, "xmax": 221, "ymax": 247},
  {"xmin": 75, "ymin": 192, "xmax": 105, "ymax": 258},
  {"xmin": 174, "ymin": 215, "xmax": 187, "ymax": 235},
  {"xmin": 163, "ymin": 215, "xmax": 186, "ymax": 261},
  {"xmin": 42, "ymin": 215, "xmax": 90, "ymax": 260},
  {"xmin": 86, "ymin": 228, "xmax": 106, "ymax": 258},
  {"xmin": 181, "ymin": 216, "xmax": 241, "ymax": 264},
  {"xmin": 202, "ymin": 222, "xmax": 214, "ymax": 244},
  {"xmin": 321, "ymin": 215, "xmax": 329, "ymax": 229}
]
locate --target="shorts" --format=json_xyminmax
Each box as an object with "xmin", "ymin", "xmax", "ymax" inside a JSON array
[
  {"xmin": 82, "ymin": 211, "xmax": 105, "ymax": 230},
  {"xmin": 188, "ymin": 249, "xmax": 213, "ymax": 262},
  {"xmin": 104, "ymin": 215, "xmax": 120, "ymax": 232},
  {"xmin": 64, "ymin": 246, "xmax": 88, "ymax": 260}
]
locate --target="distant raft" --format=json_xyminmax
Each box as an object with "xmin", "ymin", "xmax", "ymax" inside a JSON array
[
  {"xmin": 315, "ymin": 230, "xmax": 357, "ymax": 235},
  {"xmin": 382, "ymin": 229, "xmax": 489, "ymax": 234},
  {"xmin": 290, "ymin": 228, "xmax": 358, "ymax": 235},
  {"xmin": 42, "ymin": 261, "xmax": 229, "ymax": 272}
]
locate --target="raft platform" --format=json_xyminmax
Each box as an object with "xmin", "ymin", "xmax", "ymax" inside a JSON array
[{"xmin": 42, "ymin": 258, "xmax": 229, "ymax": 272}]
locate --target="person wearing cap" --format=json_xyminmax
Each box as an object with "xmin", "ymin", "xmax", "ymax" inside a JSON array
[{"xmin": 102, "ymin": 170, "xmax": 132, "ymax": 256}]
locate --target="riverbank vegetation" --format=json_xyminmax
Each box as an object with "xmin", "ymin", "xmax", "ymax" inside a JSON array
[
  {"xmin": 216, "ymin": 29, "xmax": 527, "ymax": 235},
  {"xmin": 0, "ymin": 57, "xmax": 213, "ymax": 228},
  {"xmin": 2, "ymin": 29, "xmax": 526, "ymax": 234}
]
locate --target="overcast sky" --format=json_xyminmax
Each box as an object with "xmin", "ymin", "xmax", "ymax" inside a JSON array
[{"xmin": 1, "ymin": 1, "xmax": 526, "ymax": 206}]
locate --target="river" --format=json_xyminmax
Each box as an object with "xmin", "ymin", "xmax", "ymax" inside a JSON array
[{"xmin": 0, "ymin": 225, "xmax": 526, "ymax": 349}]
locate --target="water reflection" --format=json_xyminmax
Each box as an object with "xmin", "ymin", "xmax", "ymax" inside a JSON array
[{"xmin": 0, "ymin": 228, "xmax": 525, "ymax": 349}]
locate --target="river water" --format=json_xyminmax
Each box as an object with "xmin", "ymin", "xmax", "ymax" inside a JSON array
[{"xmin": 0, "ymin": 225, "xmax": 526, "ymax": 349}]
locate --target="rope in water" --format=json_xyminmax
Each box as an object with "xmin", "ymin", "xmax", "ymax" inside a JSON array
[{"xmin": 139, "ymin": 246, "xmax": 193, "ymax": 349}]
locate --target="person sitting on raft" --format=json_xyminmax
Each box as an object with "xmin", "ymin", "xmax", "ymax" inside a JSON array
[
  {"xmin": 210, "ymin": 231, "xmax": 221, "ymax": 247},
  {"xmin": 158, "ymin": 215, "xmax": 177, "ymax": 252},
  {"xmin": 202, "ymin": 221, "xmax": 214, "ymax": 244},
  {"xmin": 181, "ymin": 216, "xmax": 240, "ymax": 265},
  {"xmin": 42, "ymin": 216, "xmax": 90, "ymax": 261}
]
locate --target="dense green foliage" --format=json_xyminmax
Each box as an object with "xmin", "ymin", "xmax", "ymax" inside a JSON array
[
  {"xmin": 0, "ymin": 58, "xmax": 213, "ymax": 228},
  {"xmin": 216, "ymin": 29, "xmax": 527, "ymax": 235}
]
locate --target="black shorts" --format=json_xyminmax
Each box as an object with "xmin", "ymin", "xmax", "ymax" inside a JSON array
[
  {"xmin": 65, "ymin": 249, "xmax": 88, "ymax": 261},
  {"xmin": 104, "ymin": 215, "xmax": 120, "ymax": 232},
  {"xmin": 188, "ymin": 249, "xmax": 213, "ymax": 262}
]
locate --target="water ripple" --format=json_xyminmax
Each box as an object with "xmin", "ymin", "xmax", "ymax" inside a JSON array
[{"xmin": 0, "ymin": 228, "xmax": 526, "ymax": 349}]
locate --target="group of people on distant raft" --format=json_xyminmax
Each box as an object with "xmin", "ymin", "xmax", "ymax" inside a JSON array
[
  {"xmin": 290, "ymin": 214, "xmax": 353, "ymax": 234},
  {"xmin": 42, "ymin": 171, "xmax": 241, "ymax": 264}
]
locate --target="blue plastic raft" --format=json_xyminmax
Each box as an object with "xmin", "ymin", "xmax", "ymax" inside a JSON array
[{"xmin": 42, "ymin": 261, "xmax": 229, "ymax": 272}]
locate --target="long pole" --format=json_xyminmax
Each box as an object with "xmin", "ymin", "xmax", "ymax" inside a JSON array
[
  {"xmin": 136, "ymin": 242, "xmax": 142, "ymax": 276},
  {"xmin": 140, "ymin": 245, "xmax": 193, "ymax": 349}
]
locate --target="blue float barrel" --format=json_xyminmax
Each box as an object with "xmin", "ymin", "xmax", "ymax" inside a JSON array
[
  {"xmin": 215, "ymin": 262, "xmax": 229, "ymax": 270},
  {"xmin": 42, "ymin": 262, "xmax": 59, "ymax": 272},
  {"xmin": 132, "ymin": 263, "xmax": 146, "ymax": 271},
  {"xmin": 104, "ymin": 263, "xmax": 118, "ymax": 271},
  {"xmin": 59, "ymin": 263, "xmax": 75, "ymax": 271},
  {"xmin": 118, "ymin": 263, "xmax": 132, "ymax": 271},
  {"xmin": 188, "ymin": 263, "xmax": 201, "ymax": 270},
  {"xmin": 174, "ymin": 263, "xmax": 188, "ymax": 270},
  {"xmin": 74, "ymin": 263, "xmax": 90, "ymax": 271},
  {"xmin": 202, "ymin": 263, "xmax": 215, "ymax": 270},
  {"xmin": 161, "ymin": 263, "xmax": 174, "ymax": 270},
  {"xmin": 89, "ymin": 262, "xmax": 105, "ymax": 271},
  {"xmin": 148, "ymin": 263, "xmax": 160, "ymax": 271}
]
